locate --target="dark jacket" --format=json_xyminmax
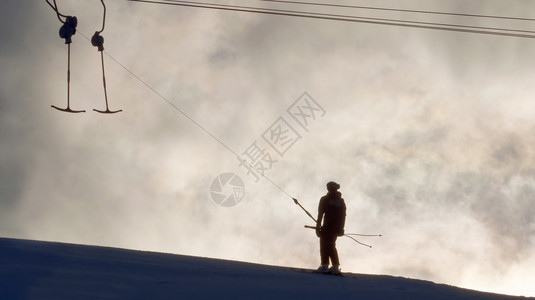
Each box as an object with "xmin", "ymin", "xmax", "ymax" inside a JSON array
[{"xmin": 317, "ymin": 191, "xmax": 346, "ymax": 235}]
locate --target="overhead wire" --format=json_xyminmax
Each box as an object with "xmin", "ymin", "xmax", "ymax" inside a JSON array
[
  {"xmin": 128, "ymin": 0, "xmax": 535, "ymax": 39},
  {"xmin": 169, "ymin": 0, "xmax": 535, "ymax": 35},
  {"xmin": 258, "ymin": 0, "xmax": 535, "ymax": 22},
  {"xmin": 45, "ymin": 0, "xmax": 67, "ymax": 23}
]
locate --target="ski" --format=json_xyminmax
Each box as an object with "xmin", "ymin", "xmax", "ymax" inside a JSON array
[{"xmin": 290, "ymin": 267, "xmax": 345, "ymax": 277}]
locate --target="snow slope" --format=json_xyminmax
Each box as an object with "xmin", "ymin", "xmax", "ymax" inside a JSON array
[{"xmin": 0, "ymin": 238, "xmax": 532, "ymax": 300}]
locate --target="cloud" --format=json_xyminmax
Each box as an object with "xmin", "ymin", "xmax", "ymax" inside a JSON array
[{"xmin": 1, "ymin": 0, "xmax": 535, "ymax": 296}]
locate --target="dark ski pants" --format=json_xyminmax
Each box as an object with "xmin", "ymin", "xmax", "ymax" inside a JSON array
[{"xmin": 320, "ymin": 233, "xmax": 339, "ymax": 266}]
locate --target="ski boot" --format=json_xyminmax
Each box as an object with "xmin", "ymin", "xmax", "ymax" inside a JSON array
[
  {"xmin": 329, "ymin": 265, "xmax": 341, "ymax": 275},
  {"xmin": 316, "ymin": 264, "xmax": 330, "ymax": 273}
]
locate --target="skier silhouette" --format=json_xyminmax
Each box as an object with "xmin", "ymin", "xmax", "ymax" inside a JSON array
[{"xmin": 316, "ymin": 181, "xmax": 346, "ymax": 274}]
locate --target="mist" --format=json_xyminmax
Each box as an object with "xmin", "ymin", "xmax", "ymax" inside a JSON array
[{"xmin": 1, "ymin": 0, "xmax": 534, "ymax": 297}]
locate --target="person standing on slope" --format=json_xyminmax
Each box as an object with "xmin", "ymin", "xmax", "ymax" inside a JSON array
[{"xmin": 316, "ymin": 181, "xmax": 346, "ymax": 274}]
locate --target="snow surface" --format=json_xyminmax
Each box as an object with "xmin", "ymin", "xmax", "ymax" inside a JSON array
[{"xmin": 0, "ymin": 238, "xmax": 532, "ymax": 300}]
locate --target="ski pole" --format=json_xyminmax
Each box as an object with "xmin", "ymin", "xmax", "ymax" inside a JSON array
[
  {"xmin": 305, "ymin": 225, "xmax": 381, "ymax": 236},
  {"xmin": 345, "ymin": 233, "xmax": 382, "ymax": 237},
  {"xmin": 304, "ymin": 225, "xmax": 380, "ymax": 248},
  {"xmin": 344, "ymin": 235, "xmax": 373, "ymax": 248}
]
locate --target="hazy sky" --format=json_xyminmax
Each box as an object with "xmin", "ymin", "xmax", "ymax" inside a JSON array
[{"xmin": 1, "ymin": 0, "xmax": 534, "ymax": 297}]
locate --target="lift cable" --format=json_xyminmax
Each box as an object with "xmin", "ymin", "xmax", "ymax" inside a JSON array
[
  {"xmin": 128, "ymin": 0, "xmax": 535, "ymax": 39},
  {"xmin": 45, "ymin": 0, "xmax": 67, "ymax": 23},
  {"xmin": 258, "ymin": 0, "xmax": 535, "ymax": 22}
]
